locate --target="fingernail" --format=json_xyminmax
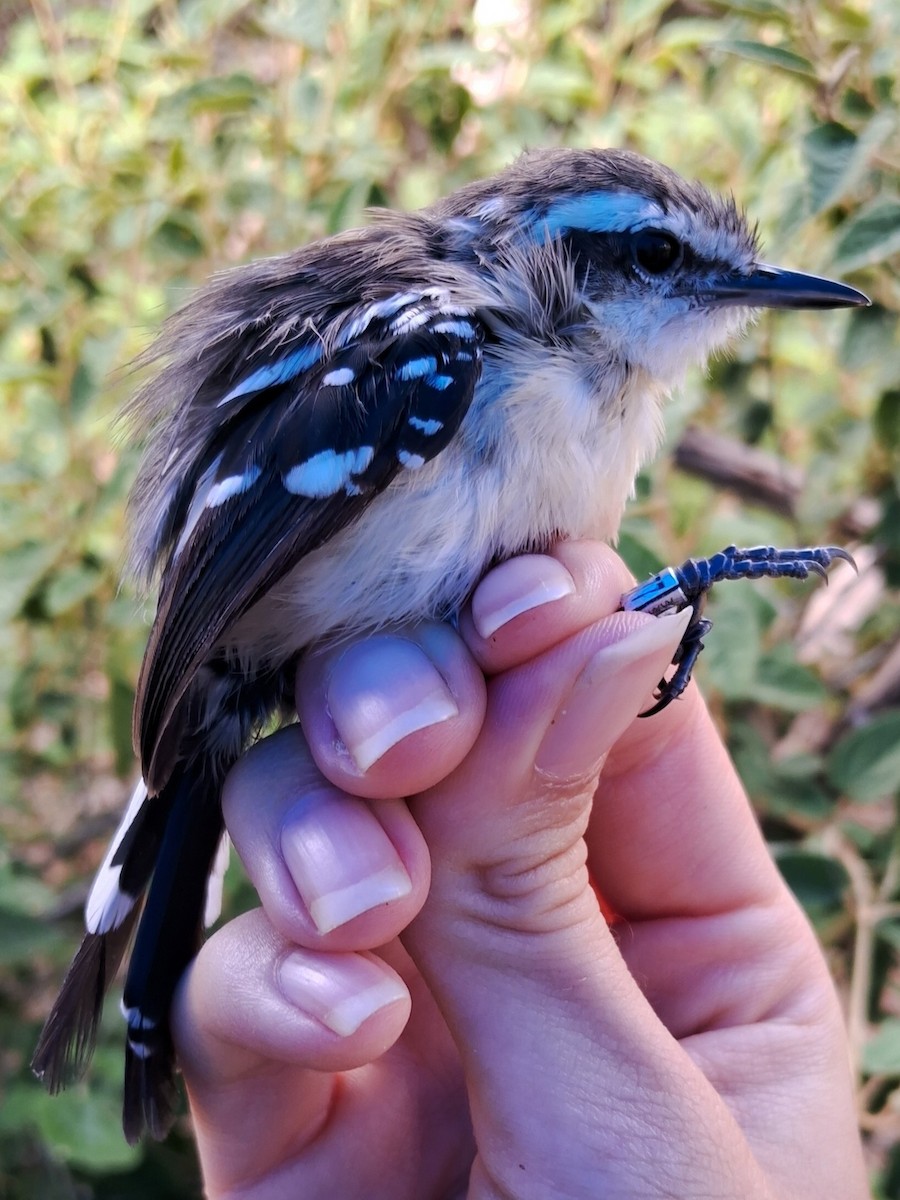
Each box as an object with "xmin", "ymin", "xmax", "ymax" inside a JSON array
[
  {"xmin": 327, "ymin": 636, "xmax": 458, "ymax": 771},
  {"xmin": 281, "ymin": 791, "xmax": 412, "ymax": 934},
  {"xmin": 472, "ymin": 556, "xmax": 576, "ymax": 639},
  {"xmin": 278, "ymin": 952, "xmax": 408, "ymax": 1036},
  {"xmin": 535, "ymin": 609, "xmax": 693, "ymax": 780}
]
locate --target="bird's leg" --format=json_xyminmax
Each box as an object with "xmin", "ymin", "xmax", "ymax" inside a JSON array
[{"xmin": 620, "ymin": 544, "xmax": 855, "ymax": 716}]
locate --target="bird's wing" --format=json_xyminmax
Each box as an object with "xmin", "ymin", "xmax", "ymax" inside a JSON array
[{"xmin": 134, "ymin": 290, "xmax": 484, "ymax": 789}]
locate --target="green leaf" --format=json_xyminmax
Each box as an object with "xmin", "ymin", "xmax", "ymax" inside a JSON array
[
  {"xmin": 730, "ymin": 720, "xmax": 776, "ymax": 800},
  {"xmin": 833, "ymin": 202, "xmax": 900, "ymax": 271},
  {"xmin": 765, "ymin": 752, "xmax": 832, "ymax": 820},
  {"xmin": 774, "ymin": 850, "xmax": 849, "ymax": 927},
  {"xmin": 44, "ymin": 564, "xmax": 103, "ymax": 616},
  {"xmin": 840, "ymin": 305, "xmax": 899, "ymax": 373},
  {"xmin": 655, "ymin": 19, "xmax": 726, "ymax": 49},
  {"xmin": 0, "ymin": 1081, "xmax": 140, "ymax": 1172},
  {"xmin": 621, "ymin": 0, "xmax": 672, "ymax": 24},
  {"xmin": 862, "ymin": 1019, "xmax": 900, "ymax": 1075},
  {"xmin": 827, "ymin": 712, "xmax": 900, "ymax": 802},
  {"xmin": 749, "ymin": 648, "xmax": 827, "ymax": 712},
  {"xmin": 160, "ymin": 73, "xmax": 264, "ymax": 117},
  {"xmin": 0, "ymin": 542, "xmax": 65, "ymax": 624},
  {"xmin": 876, "ymin": 919, "xmax": 900, "ymax": 954},
  {"xmin": 0, "ymin": 856, "xmax": 57, "ymax": 914},
  {"xmin": 617, "ymin": 529, "xmax": 665, "ymax": 581},
  {"xmin": 802, "ymin": 122, "xmax": 857, "ymax": 214},
  {"xmin": 150, "ymin": 211, "xmax": 205, "ymax": 259},
  {"xmin": 0, "ymin": 908, "xmax": 64, "ymax": 964},
  {"xmin": 713, "ymin": 39, "xmax": 817, "ymax": 78},
  {"xmin": 730, "ymin": 724, "xmax": 832, "ymax": 820},
  {"xmin": 713, "ymin": 0, "xmax": 791, "ymax": 16},
  {"xmin": 256, "ymin": 0, "xmax": 336, "ymax": 50},
  {"xmin": 700, "ymin": 587, "xmax": 764, "ymax": 699},
  {"xmin": 874, "ymin": 390, "xmax": 900, "ymax": 453},
  {"xmin": 803, "ymin": 112, "xmax": 894, "ymax": 216}
]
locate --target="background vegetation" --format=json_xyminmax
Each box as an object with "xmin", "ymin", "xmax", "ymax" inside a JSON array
[{"xmin": 0, "ymin": 0, "xmax": 898, "ymax": 1194}]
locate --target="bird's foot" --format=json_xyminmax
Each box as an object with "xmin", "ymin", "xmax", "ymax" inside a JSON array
[{"xmin": 620, "ymin": 544, "xmax": 855, "ymax": 716}]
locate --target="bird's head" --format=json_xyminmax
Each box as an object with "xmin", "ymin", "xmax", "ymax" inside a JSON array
[{"xmin": 440, "ymin": 148, "xmax": 868, "ymax": 384}]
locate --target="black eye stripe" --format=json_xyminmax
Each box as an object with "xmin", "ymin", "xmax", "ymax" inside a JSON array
[{"xmin": 559, "ymin": 228, "xmax": 691, "ymax": 287}]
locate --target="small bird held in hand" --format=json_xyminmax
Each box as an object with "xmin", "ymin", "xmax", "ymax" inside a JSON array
[{"xmin": 32, "ymin": 147, "xmax": 868, "ymax": 1142}]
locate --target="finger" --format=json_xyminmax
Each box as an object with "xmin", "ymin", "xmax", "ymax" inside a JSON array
[
  {"xmin": 588, "ymin": 689, "xmax": 789, "ymax": 919},
  {"xmin": 585, "ymin": 645, "xmax": 869, "ymax": 1200},
  {"xmin": 173, "ymin": 909, "xmax": 410, "ymax": 1195},
  {"xmin": 459, "ymin": 540, "xmax": 635, "ymax": 674},
  {"xmin": 224, "ymin": 724, "xmax": 430, "ymax": 949},
  {"xmin": 401, "ymin": 609, "xmax": 757, "ymax": 1191},
  {"xmin": 297, "ymin": 621, "xmax": 486, "ymax": 799},
  {"xmin": 586, "ymin": 689, "xmax": 834, "ymax": 1039}
]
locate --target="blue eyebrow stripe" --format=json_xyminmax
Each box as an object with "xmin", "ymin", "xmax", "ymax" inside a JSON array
[
  {"xmin": 538, "ymin": 192, "xmax": 658, "ymax": 239},
  {"xmin": 219, "ymin": 343, "xmax": 323, "ymax": 405}
]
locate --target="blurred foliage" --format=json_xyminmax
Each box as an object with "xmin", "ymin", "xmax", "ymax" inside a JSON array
[{"xmin": 0, "ymin": 0, "xmax": 898, "ymax": 1193}]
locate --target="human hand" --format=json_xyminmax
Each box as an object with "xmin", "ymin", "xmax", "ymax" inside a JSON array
[{"xmin": 172, "ymin": 541, "xmax": 867, "ymax": 1199}]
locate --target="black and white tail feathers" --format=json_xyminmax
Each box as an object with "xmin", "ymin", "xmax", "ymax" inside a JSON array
[
  {"xmin": 120, "ymin": 762, "xmax": 226, "ymax": 1141},
  {"xmin": 32, "ymin": 761, "xmax": 230, "ymax": 1143}
]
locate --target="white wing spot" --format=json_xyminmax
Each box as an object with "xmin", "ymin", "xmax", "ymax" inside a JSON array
[
  {"xmin": 205, "ymin": 466, "xmax": 261, "ymax": 508},
  {"xmin": 322, "ymin": 366, "xmax": 355, "ymax": 387},
  {"xmin": 398, "ymin": 450, "xmax": 426, "ymax": 469},
  {"xmin": 284, "ymin": 447, "xmax": 375, "ymax": 497},
  {"xmin": 430, "ymin": 320, "xmax": 476, "ymax": 339}
]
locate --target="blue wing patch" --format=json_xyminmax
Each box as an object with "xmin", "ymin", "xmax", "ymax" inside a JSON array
[{"xmin": 217, "ymin": 343, "xmax": 323, "ymax": 405}]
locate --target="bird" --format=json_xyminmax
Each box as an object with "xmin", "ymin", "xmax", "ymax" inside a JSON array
[{"xmin": 31, "ymin": 146, "xmax": 869, "ymax": 1143}]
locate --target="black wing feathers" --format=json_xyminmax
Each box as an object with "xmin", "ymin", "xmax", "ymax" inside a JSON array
[{"xmin": 135, "ymin": 293, "xmax": 483, "ymax": 790}]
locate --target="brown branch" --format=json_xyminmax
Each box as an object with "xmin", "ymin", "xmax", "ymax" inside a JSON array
[
  {"xmin": 673, "ymin": 426, "xmax": 881, "ymax": 544},
  {"xmin": 673, "ymin": 426, "xmax": 802, "ymax": 516}
]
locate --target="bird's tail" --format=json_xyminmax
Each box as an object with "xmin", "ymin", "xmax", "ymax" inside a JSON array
[{"xmin": 32, "ymin": 761, "xmax": 228, "ymax": 1143}]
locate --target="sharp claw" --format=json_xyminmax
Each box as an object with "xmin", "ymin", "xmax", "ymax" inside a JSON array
[
  {"xmin": 826, "ymin": 546, "xmax": 858, "ymax": 572},
  {"xmin": 815, "ymin": 546, "xmax": 857, "ymax": 584},
  {"xmin": 638, "ymin": 692, "xmax": 671, "ymax": 719}
]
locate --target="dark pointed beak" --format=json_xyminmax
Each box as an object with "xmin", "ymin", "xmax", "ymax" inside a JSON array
[{"xmin": 704, "ymin": 264, "xmax": 870, "ymax": 310}]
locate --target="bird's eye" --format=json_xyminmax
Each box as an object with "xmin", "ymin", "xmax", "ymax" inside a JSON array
[{"xmin": 632, "ymin": 230, "xmax": 682, "ymax": 275}]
